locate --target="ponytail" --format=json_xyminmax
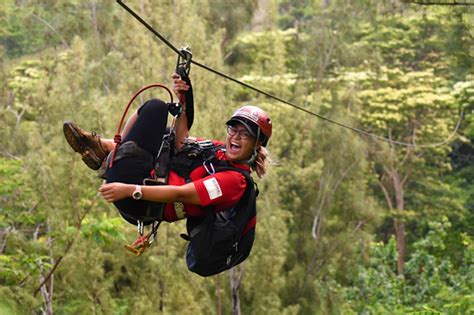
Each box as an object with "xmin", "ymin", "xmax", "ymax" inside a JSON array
[{"xmin": 251, "ymin": 146, "xmax": 270, "ymax": 178}]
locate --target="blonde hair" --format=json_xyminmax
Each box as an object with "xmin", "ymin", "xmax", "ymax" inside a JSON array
[{"xmin": 251, "ymin": 146, "xmax": 270, "ymax": 178}]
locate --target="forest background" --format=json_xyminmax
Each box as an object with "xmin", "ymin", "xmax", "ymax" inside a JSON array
[{"xmin": 1, "ymin": 0, "xmax": 473, "ymax": 314}]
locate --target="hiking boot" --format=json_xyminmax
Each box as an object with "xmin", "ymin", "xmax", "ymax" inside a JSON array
[{"xmin": 63, "ymin": 121, "xmax": 108, "ymax": 170}]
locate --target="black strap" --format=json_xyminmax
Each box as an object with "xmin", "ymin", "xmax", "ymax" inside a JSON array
[
  {"xmin": 176, "ymin": 48, "xmax": 194, "ymax": 130},
  {"xmin": 154, "ymin": 131, "xmax": 174, "ymax": 181},
  {"xmin": 207, "ymin": 166, "xmax": 257, "ymax": 231},
  {"xmin": 105, "ymin": 140, "xmax": 154, "ymax": 167},
  {"xmin": 214, "ymin": 166, "xmax": 259, "ymax": 198},
  {"xmin": 169, "ymin": 141, "xmax": 223, "ymax": 179}
]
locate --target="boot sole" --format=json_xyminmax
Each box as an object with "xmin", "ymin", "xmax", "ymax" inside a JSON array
[{"xmin": 63, "ymin": 121, "xmax": 102, "ymax": 170}]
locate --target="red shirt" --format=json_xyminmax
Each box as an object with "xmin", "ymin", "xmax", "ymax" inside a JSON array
[{"xmin": 162, "ymin": 140, "xmax": 249, "ymax": 222}]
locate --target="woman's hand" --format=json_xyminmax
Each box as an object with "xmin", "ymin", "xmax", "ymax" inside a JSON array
[
  {"xmin": 99, "ymin": 183, "xmax": 134, "ymax": 202},
  {"xmin": 171, "ymin": 72, "xmax": 189, "ymax": 100}
]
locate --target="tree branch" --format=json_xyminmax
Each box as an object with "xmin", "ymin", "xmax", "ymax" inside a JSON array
[
  {"xmin": 303, "ymin": 220, "xmax": 365, "ymax": 290},
  {"xmin": 31, "ymin": 14, "xmax": 69, "ymax": 47},
  {"xmin": 0, "ymin": 151, "xmax": 21, "ymax": 160},
  {"xmin": 0, "ymin": 226, "xmax": 12, "ymax": 253},
  {"xmin": 377, "ymin": 178, "xmax": 394, "ymax": 210},
  {"xmin": 312, "ymin": 159, "xmax": 359, "ymax": 240},
  {"xmin": 34, "ymin": 193, "xmax": 100, "ymax": 296}
]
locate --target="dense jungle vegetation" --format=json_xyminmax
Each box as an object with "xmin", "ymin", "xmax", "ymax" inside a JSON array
[{"xmin": 1, "ymin": 0, "xmax": 473, "ymax": 314}]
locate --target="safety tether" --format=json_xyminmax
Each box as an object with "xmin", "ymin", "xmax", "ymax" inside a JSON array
[
  {"xmin": 109, "ymin": 84, "xmax": 174, "ymax": 169},
  {"xmin": 116, "ymin": 0, "xmax": 462, "ymax": 149}
]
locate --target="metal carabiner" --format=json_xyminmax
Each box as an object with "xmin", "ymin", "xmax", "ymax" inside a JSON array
[
  {"xmin": 203, "ymin": 160, "xmax": 215, "ymax": 175},
  {"xmin": 137, "ymin": 220, "xmax": 144, "ymax": 236},
  {"xmin": 147, "ymin": 221, "xmax": 161, "ymax": 245}
]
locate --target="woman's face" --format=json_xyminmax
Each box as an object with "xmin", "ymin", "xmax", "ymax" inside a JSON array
[{"xmin": 225, "ymin": 123, "xmax": 257, "ymax": 162}]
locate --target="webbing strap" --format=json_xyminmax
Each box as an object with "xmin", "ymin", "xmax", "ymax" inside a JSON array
[
  {"xmin": 155, "ymin": 132, "xmax": 174, "ymax": 181},
  {"xmin": 176, "ymin": 48, "xmax": 194, "ymax": 130},
  {"xmin": 211, "ymin": 166, "xmax": 257, "ymax": 232},
  {"xmin": 106, "ymin": 141, "xmax": 153, "ymax": 166}
]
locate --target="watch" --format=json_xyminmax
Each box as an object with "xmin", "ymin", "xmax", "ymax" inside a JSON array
[{"xmin": 132, "ymin": 185, "xmax": 142, "ymax": 200}]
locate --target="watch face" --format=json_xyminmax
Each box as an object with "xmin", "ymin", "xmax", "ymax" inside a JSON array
[{"xmin": 133, "ymin": 190, "xmax": 142, "ymax": 200}]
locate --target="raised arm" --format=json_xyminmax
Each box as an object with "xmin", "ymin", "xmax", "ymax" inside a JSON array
[{"xmin": 172, "ymin": 73, "xmax": 190, "ymax": 151}]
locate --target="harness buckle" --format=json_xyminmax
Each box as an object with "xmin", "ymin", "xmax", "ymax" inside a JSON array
[{"xmin": 197, "ymin": 140, "xmax": 214, "ymax": 150}]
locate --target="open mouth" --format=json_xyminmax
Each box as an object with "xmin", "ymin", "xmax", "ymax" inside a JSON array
[{"xmin": 229, "ymin": 141, "xmax": 241, "ymax": 153}]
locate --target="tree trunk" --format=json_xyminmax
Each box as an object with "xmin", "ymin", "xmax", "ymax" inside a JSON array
[
  {"xmin": 251, "ymin": 0, "xmax": 271, "ymax": 32},
  {"xmin": 216, "ymin": 274, "xmax": 222, "ymax": 315},
  {"xmin": 393, "ymin": 218, "xmax": 406, "ymax": 274},
  {"xmin": 90, "ymin": 1, "xmax": 98, "ymax": 34},
  {"xmin": 37, "ymin": 223, "xmax": 54, "ymax": 315},
  {"xmin": 229, "ymin": 266, "xmax": 244, "ymax": 315},
  {"xmin": 0, "ymin": 227, "xmax": 11, "ymax": 253},
  {"xmin": 392, "ymin": 170, "xmax": 406, "ymax": 274}
]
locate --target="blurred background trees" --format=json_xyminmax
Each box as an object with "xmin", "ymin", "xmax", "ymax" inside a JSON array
[{"xmin": 1, "ymin": 0, "xmax": 472, "ymax": 314}]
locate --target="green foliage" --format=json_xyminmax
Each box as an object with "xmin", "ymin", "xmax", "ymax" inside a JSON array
[
  {"xmin": 278, "ymin": 0, "xmax": 315, "ymax": 30},
  {"xmin": 80, "ymin": 215, "xmax": 125, "ymax": 244},
  {"xmin": 206, "ymin": 0, "xmax": 258, "ymax": 45},
  {"xmin": 342, "ymin": 217, "xmax": 474, "ymax": 314},
  {"xmin": 0, "ymin": 0, "xmax": 45, "ymax": 57},
  {"xmin": 0, "ymin": 0, "xmax": 472, "ymax": 314},
  {"xmin": 454, "ymin": 75, "xmax": 474, "ymax": 139},
  {"xmin": 226, "ymin": 28, "xmax": 298, "ymax": 73}
]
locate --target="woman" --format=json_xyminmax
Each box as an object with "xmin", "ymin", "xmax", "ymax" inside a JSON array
[{"xmin": 63, "ymin": 74, "xmax": 272, "ymax": 226}]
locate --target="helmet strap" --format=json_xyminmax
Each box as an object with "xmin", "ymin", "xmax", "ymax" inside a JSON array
[
  {"xmin": 242, "ymin": 128, "xmax": 260, "ymax": 165},
  {"xmin": 247, "ymin": 150, "xmax": 257, "ymax": 165}
]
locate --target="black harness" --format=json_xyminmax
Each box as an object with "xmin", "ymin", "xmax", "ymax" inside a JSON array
[
  {"xmin": 169, "ymin": 138, "xmax": 222, "ymax": 180},
  {"xmin": 107, "ymin": 137, "xmax": 257, "ymax": 224}
]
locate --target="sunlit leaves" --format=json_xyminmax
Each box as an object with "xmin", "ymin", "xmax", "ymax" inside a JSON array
[
  {"xmin": 342, "ymin": 217, "xmax": 474, "ymax": 314},
  {"xmin": 80, "ymin": 215, "xmax": 125, "ymax": 245}
]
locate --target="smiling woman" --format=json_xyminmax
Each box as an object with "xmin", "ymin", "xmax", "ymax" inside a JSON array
[
  {"xmin": 94, "ymin": 104, "xmax": 272, "ymax": 221},
  {"xmin": 63, "ymin": 73, "xmax": 272, "ymax": 275}
]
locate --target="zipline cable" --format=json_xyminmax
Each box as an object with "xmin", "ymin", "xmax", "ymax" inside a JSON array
[{"xmin": 116, "ymin": 0, "xmax": 463, "ymax": 149}]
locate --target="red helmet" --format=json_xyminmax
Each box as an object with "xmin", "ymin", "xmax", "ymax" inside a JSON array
[{"xmin": 226, "ymin": 105, "xmax": 272, "ymax": 146}]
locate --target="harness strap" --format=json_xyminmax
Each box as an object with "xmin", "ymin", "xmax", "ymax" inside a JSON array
[
  {"xmin": 105, "ymin": 140, "xmax": 154, "ymax": 167},
  {"xmin": 154, "ymin": 131, "xmax": 175, "ymax": 181},
  {"xmin": 169, "ymin": 139, "xmax": 224, "ymax": 179},
  {"xmin": 212, "ymin": 166, "xmax": 257, "ymax": 230}
]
